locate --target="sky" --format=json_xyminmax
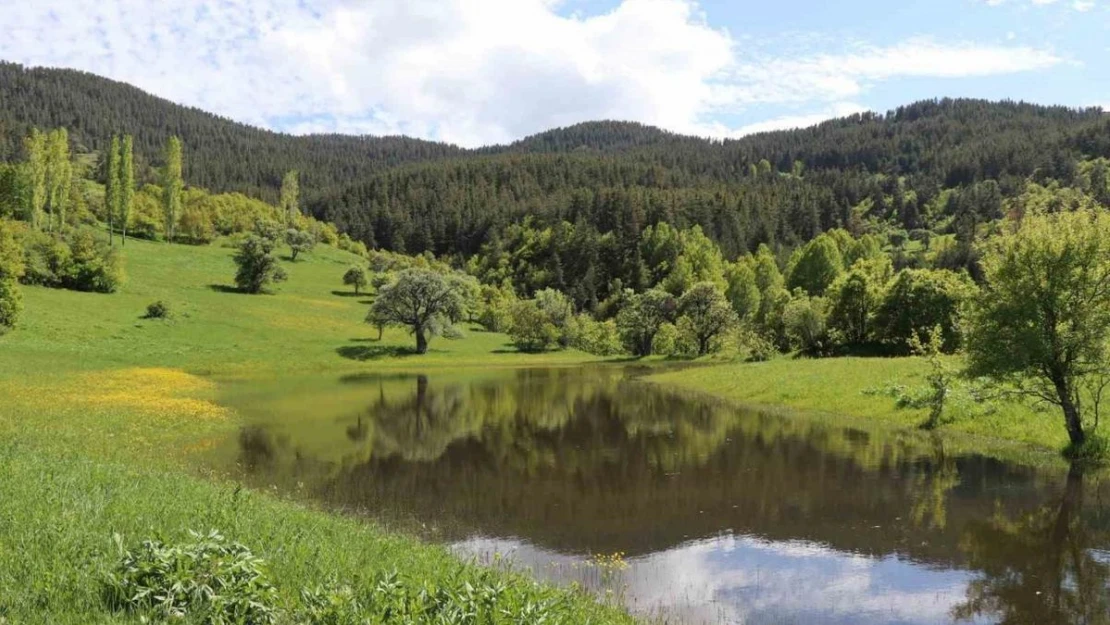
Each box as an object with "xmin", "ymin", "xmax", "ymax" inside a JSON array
[{"xmin": 1, "ymin": 0, "xmax": 1107, "ymax": 147}]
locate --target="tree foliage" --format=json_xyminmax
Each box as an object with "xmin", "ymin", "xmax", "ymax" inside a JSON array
[
  {"xmin": 368, "ymin": 269, "xmax": 467, "ymax": 354},
  {"xmin": 677, "ymin": 282, "xmax": 737, "ymax": 356},
  {"xmin": 233, "ymin": 235, "xmax": 287, "ymax": 294},
  {"xmin": 342, "ymin": 266, "xmax": 367, "ymax": 295},
  {"xmin": 161, "ymin": 136, "xmax": 183, "ymax": 241},
  {"xmin": 965, "ymin": 209, "xmax": 1110, "ymax": 451}
]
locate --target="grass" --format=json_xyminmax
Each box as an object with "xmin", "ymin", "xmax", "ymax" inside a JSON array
[
  {"xmin": 0, "ymin": 236, "xmax": 630, "ymax": 623},
  {"xmin": 0, "ymin": 232, "xmax": 1088, "ymax": 621},
  {"xmin": 0, "ymin": 442, "xmax": 632, "ymax": 624},
  {"xmin": 647, "ymin": 356, "xmax": 1073, "ymax": 467}
]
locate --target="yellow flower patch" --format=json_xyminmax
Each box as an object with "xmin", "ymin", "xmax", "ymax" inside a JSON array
[
  {"xmin": 24, "ymin": 367, "xmax": 232, "ymax": 422},
  {"xmin": 75, "ymin": 367, "xmax": 230, "ymax": 420}
]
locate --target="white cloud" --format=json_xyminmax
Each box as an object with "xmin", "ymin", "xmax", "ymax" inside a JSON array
[
  {"xmin": 0, "ymin": 0, "xmax": 1065, "ymax": 146},
  {"xmin": 452, "ymin": 533, "xmax": 974, "ymax": 625},
  {"xmin": 984, "ymin": 0, "xmax": 1098, "ymax": 8}
]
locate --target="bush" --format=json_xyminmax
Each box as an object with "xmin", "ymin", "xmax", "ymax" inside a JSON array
[
  {"xmin": 104, "ymin": 530, "xmax": 279, "ymax": 625},
  {"xmin": 652, "ymin": 322, "xmax": 679, "ymax": 356},
  {"xmin": 783, "ymin": 294, "xmax": 829, "ymax": 354},
  {"xmin": 234, "ymin": 235, "xmax": 287, "ymax": 294},
  {"xmin": 568, "ymin": 314, "xmax": 623, "ymax": 356},
  {"xmin": 144, "ymin": 300, "xmax": 171, "ymax": 319},
  {"xmin": 20, "ymin": 228, "xmax": 122, "ymax": 293},
  {"xmin": 875, "ymin": 268, "xmax": 976, "ymax": 353},
  {"xmin": 734, "ymin": 326, "xmax": 776, "ymax": 362},
  {"xmin": 0, "ymin": 278, "xmax": 21, "ymax": 333},
  {"xmin": 508, "ymin": 299, "xmax": 559, "ymax": 352}
]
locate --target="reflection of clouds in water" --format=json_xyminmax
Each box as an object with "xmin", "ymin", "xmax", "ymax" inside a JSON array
[{"xmin": 454, "ymin": 534, "xmax": 984, "ymax": 625}]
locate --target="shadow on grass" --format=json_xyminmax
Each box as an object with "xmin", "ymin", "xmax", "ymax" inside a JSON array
[
  {"xmin": 207, "ymin": 284, "xmax": 243, "ymax": 294},
  {"xmin": 330, "ymin": 290, "xmax": 367, "ymax": 298},
  {"xmin": 336, "ymin": 344, "xmax": 419, "ymax": 361}
]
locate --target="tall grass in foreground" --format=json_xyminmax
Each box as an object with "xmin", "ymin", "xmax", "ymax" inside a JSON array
[{"xmin": 0, "ymin": 442, "xmax": 634, "ymax": 624}]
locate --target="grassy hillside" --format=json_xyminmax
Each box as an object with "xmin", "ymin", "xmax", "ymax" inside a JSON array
[{"xmin": 0, "ymin": 237, "xmax": 631, "ymax": 624}]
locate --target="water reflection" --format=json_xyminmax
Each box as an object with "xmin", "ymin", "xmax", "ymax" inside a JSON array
[
  {"xmin": 954, "ymin": 465, "xmax": 1110, "ymax": 624},
  {"xmin": 217, "ymin": 368, "xmax": 1110, "ymax": 624}
]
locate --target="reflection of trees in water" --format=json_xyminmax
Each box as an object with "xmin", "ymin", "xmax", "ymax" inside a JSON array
[
  {"xmin": 910, "ymin": 437, "xmax": 959, "ymax": 530},
  {"xmin": 233, "ymin": 369, "xmax": 1100, "ymax": 572},
  {"xmin": 953, "ymin": 465, "xmax": 1110, "ymax": 625}
]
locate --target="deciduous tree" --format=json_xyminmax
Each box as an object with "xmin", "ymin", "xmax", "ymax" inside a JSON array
[
  {"xmin": 233, "ymin": 235, "xmax": 287, "ymax": 294},
  {"xmin": 966, "ymin": 209, "xmax": 1110, "ymax": 452},
  {"xmin": 343, "ymin": 266, "xmax": 367, "ymax": 295},
  {"xmin": 368, "ymin": 269, "xmax": 465, "ymax": 354},
  {"xmin": 677, "ymin": 282, "xmax": 737, "ymax": 356},
  {"xmin": 162, "ymin": 136, "xmax": 183, "ymax": 242}
]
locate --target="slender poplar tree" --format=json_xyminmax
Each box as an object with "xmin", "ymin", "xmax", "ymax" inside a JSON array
[
  {"xmin": 161, "ymin": 136, "xmax": 183, "ymax": 242},
  {"xmin": 105, "ymin": 135, "xmax": 120, "ymax": 245},
  {"xmin": 22, "ymin": 129, "xmax": 47, "ymax": 230},
  {"xmin": 119, "ymin": 134, "xmax": 134, "ymax": 246},
  {"xmin": 45, "ymin": 128, "xmax": 71, "ymax": 231},
  {"xmin": 280, "ymin": 170, "xmax": 299, "ymax": 227}
]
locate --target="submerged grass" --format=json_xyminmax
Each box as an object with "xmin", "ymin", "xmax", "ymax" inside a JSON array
[{"xmin": 648, "ymin": 356, "xmax": 1072, "ymax": 467}]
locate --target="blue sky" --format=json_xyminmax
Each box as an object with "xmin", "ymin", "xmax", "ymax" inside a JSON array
[{"xmin": 1, "ymin": 0, "xmax": 1106, "ymax": 146}]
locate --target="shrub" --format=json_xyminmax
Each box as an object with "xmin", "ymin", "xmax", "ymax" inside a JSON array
[
  {"xmin": 508, "ymin": 299, "xmax": 559, "ymax": 352},
  {"xmin": 104, "ymin": 530, "xmax": 279, "ymax": 625},
  {"xmin": 20, "ymin": 228, "xmax": 122, "ymax": 293},
  {"xmin": 0, "ymin": 278, "xmax": 21, "ymax": 333},
  {"xmin": 234, "ymin": 235, "xmax": 287, "ymax": 294},
  {"xmin": 568, "ymin": 314, "xmax": 623, "ymax": 356},
  {"xmin": 783, "ymin": 294, "xmax": 829, "ymax": 354},
  {"xmin": 144, "ymin": 300, "xmax": 171, "ymax": 319},
  {"xmin": 652, "ymin": 322, "xmax": 678, "ymax": 356},
  {"xmin": 734, "ymin": 326, "xmax": 776, "ymax": 362},
  {"xmin": 875, "ymin": 268, "xmax": 976, "ymax": 353}
]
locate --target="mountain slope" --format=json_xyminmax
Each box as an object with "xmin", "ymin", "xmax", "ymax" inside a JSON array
[{"xmin": 2, "ymin": 62, "xmax": 1109, "ymax": 258}]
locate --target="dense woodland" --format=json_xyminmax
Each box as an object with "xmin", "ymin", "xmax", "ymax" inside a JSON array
[
  {"xmin": 4, "ymin": 62, "xmax": 1110, "ymax": 262},
  {"xmin": 4, "ymin": 64, "xmax": 1110, "ymax": 455}
]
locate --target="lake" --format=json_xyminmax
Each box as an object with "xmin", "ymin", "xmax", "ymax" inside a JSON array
[{"xmin": 210, "ymin": 366, "xmax": 1110, "ymax": 624}]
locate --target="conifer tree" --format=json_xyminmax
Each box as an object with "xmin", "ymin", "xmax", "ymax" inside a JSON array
[{"xmin": 161, "ymin": 136, "xmax": 183, "ymax": 242}]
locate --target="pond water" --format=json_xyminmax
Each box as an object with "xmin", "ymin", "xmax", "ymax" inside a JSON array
[{"xmin": 211, "ymin": 367, "xmax": 1110, "ymax": 625}]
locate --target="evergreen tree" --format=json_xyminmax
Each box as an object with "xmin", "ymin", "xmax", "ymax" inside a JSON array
[{"xmin": 162, "ymin": 136, "xmax": 184, "ymax": 242}]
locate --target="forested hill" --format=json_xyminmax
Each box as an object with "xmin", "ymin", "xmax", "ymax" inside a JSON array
[
  {"xmin": 0, "ymin": 62, "xmax": 466, "ymax": 202},
  {"xmin": 2, "ymin": 61, "xmax": 1110, "ymax": 258}
]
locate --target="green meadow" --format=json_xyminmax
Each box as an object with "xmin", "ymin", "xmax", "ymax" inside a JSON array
[
  {"xmin": 0, "ymin": 234, "xmax": 1079, "ymax": 622},
  {"xmin": 0, "ymin": 237, "xmax": 631, "ymax": 624}
]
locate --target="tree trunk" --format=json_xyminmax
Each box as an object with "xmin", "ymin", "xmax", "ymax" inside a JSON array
[
  {"xmin": 1052, "ymin": 372, "xmax": 1087, "ymax": 448},
  {"xmin": 415, "ymin": 325, "xmax": 428, "ymax": 354}
]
